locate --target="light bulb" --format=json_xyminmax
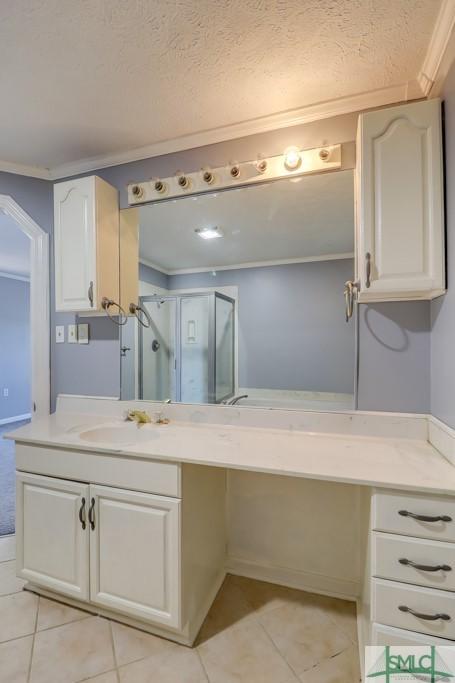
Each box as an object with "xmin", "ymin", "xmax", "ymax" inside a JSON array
[{"xmin": 284, "ymin": 147, "xmax": 302, "ymax": 171}]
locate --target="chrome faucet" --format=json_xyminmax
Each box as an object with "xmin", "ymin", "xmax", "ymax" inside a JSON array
[{"xmin": 225, "ymin": 394, "xmax": 248, "ymax": 405}]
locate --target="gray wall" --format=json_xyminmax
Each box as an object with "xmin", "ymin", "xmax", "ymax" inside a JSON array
[
  {"xmin": 0, "ymin": 111, "xmax": 436, "ymax": 416},
  {"xmin": 0, "ymin": 277, "xmax": 31, "ymax": 419},
  {"xmin": 357, "ymin": 302, "xmax": 431, "ymax": 413},
  {"xmin": 169, "ymin": 259, "xmax": 355, "ymax": 394}
]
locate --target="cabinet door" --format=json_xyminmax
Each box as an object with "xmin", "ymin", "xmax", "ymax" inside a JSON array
[
  {"xmin": 89, "ymin": 485, "xmax": 180, "ymax": 629},
  {"xmin": 356, "ymin": 99, "xmax": 445, "ymax": 301},
  {"xmin": 54, "ymin": 176, "xmax": 97, "ymax": 312},
  {"xmin": 16, "ymin": 472, "xmax": 90, "ymax": 600}
]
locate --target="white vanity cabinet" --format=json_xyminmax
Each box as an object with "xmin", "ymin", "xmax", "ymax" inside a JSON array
[
  {"xmin": 89, "ymin": 485, "xmax": 180, "ymax": 628},
  {"xmin": 15, "ymin": 446, "xmax": 226, "ymax": 644},
  {"xmin": 356, "ymin": 98, "xmax": 445, "ymax": 302},
  {"xmin": 366, "ymin": 489, "xmax": 455, "ymax": 647},
  {"xmin": 54, "ymin": 175, "xmax": 120, "ymax": 312},
  {"xmin": 16, "ymin": 472, "xmax": 90, "ymax": 601}
]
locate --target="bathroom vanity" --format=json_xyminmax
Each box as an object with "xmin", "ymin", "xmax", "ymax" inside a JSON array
[
  {"xmin": 37, "ymin": 95, "xmax": 454, "ymax": 681},
  {"xmin": 7, "ymin": 397, "xmax": 455, "ymax": 679}
]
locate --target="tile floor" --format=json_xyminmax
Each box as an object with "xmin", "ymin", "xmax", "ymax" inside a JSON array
[{"xmin": 0, "ymin": 551, "xmax": 361, "ymax": 683}]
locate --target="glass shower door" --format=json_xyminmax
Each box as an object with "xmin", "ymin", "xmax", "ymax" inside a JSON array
[
  {"xmin": 139, "ymin": 296, "xmax": 177, "ymax": 401},
  {"xmin": 215, "ymin": 293, "xmax": 235, "ymax": 403},
  {"xmin": 179, "ymin": 295, "xmax": 210, "ymax": 404}
]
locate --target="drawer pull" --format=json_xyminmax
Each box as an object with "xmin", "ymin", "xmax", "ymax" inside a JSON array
[
  {"xmin": 399, "ymin": 605, "xmax": 451, "ymax": 621},
  {"xmin": 399, "ymin": 558, "xmax": 452, "ymax": 572},
  {"xmin": 398, "ymin": 510, "xmax": 452, "ymax": 523}
]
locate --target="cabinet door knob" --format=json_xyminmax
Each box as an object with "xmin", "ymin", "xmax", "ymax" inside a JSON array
[
  {"xmin": 88, "ymin": 497, "xmax": 96, "ymax": 530},
  {"xmin": 78, "ymin": 497, "xmax": 86, "ymax": 530},
  {"xmin": 399, "ymin": 510, "xmax": 452, "ymax": 523},
  {"xmin": 399, "ymin": 605, "xmax": 451, "ymax": 621},
  {"xmin": 399, "ymin": 558, "xmax": 452, "ymax": 572},
  {"xmin": 365, "ymin": 252, "xmax": 371, "ymax": 288}
]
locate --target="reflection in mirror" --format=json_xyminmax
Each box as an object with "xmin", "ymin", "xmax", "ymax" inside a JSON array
[{"xmin": 120, "ymin": 170, "xmax": 356, "ymax": 411}]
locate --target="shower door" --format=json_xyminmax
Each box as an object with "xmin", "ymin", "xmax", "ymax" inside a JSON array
[
  {"xmin": 138, "ymin": 292, "xmax": 235, "ymax": 404},
  {"xmin": 139, "ymin": 296, "xmax": 177, "ymax": 401},
  {"xmin": 214, "ymin": 292, "xmax": 235, "ymax": 403}
]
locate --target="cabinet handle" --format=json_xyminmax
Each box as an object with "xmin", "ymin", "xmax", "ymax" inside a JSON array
[
  {"xmin": 365, "ymin": 252, "xmax": 371, "ymax": 288},
  {"xmin": 78, "ymin": 497, "xmax": 86, "ymax": 530},
  {"xmin": 399, "ymin": 558, "xmax": 452, "ymax": 572},
  {"xmin": 399, "ymin": 605, "xmax": 451, "ymax": 621},
  {"xmin": 88, "ymin": 281, "xmax": 94, "ymax": 308},
  {"xmin": 344, "ymin": 280, "xmax": 359, "ymax": 322},
  {"xmin": 88, "ymin": 497, "xmax": 96, "ymax": 530},
  {"xmin": 399, "ymin": 510, "xmax": 452, "ymax": 523}
]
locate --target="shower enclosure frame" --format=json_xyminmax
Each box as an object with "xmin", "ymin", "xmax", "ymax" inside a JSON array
[{"xmin": 138, "ymin": 291, "xmax": 236, "ymax": 404}]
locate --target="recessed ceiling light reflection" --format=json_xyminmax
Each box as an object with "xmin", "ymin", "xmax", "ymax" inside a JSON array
[{"xmin": 195, "ymin": 226, "xmax": 224, "ymax": 240}]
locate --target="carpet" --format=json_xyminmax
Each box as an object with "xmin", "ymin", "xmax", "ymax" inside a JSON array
[{"xmin": 0, "ymin": 420, "xmax": 30, "ymax": 536}]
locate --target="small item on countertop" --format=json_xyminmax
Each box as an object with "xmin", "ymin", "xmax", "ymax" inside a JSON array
[
  {"xmin": 153, "ymin": 410, "xmax": 170, "ymax": 425},
  {"xmin": 126, "ymin": 410, "xmax": 152, "ymax": 424}
]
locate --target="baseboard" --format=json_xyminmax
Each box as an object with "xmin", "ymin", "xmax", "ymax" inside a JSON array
[
  {"xmin": 0, "ymin": 413, "xmax": 31, "ymax": 426},
  {"xmin": 0, "ymin": 535, "xmax": 15, "ymax": 562},
  {"xmin": 429, "ymin": 415, "xmax": 455, "ymax": 466},
  {"xmin": 226, "ymin": 556, "xmax": 359, "ymax": 601}
]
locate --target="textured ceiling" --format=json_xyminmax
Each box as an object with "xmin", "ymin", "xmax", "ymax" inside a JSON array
[
  {"xmin": 0, "ymin": 0, "xmax": 442, "ymax": 170},
  {"xmin": 138, "ymin": 170, "xmax": 354, "ymax": 271}
]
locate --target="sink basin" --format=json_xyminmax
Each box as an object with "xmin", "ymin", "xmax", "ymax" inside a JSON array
[{"xmin": 78, "ymin": 423, "xmax": 158, "ymax": 445}]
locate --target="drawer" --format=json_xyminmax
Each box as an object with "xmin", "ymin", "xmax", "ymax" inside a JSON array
[
  {"xmin": 16, "ymin": 444, "xmax": 181, "ymax": 498},
  {"xmin": 372, "ymin": 622, "xmax": 455, "ymax": 646},
  {"xmin": 373, "ymin": 532, "xmax": 455, "ymax": 591},
  {"xmin": 372, "ymin": 578, "xmax": 455, "ymax": 640},
  {"xmin": 372, "ymin": 490, "xmax": 455, "ymax": 542}
]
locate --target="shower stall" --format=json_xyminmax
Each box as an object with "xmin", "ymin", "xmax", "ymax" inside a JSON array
[{"xmin": 134, "ymin": 291, "xmax": 235, "ymax": 404}]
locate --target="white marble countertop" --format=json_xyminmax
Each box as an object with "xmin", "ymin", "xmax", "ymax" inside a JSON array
[{"xmin": 6, "ymin": 410, "xmax": 455, "ymax": 495}]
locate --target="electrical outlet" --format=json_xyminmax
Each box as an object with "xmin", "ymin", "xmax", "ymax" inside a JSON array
[
  {"xmin": 77, "ymin": 323, "xmax": 89, "ymax": 344},
  {"xmin": 56, "ymin": 325, "xmax": 65, "ymax": 343},
  {"xmin": 68, "ymin": 324, "xmax": 78, "ymax": 343},
  {"xmin": 3, "ymin": 388, "xmax": 8, "ymax": 397}
]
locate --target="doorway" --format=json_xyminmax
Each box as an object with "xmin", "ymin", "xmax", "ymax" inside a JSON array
[{"xmin": 0, "ymin": 196, "xmax": 49, "ymax": 537}]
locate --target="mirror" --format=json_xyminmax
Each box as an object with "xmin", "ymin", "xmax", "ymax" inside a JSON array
[{"xmin": 120, "ymin": 169, "xmax": 356, "ymax": 410}]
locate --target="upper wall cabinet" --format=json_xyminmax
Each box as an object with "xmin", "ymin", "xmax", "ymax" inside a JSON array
[
  {"xmin": 54, "ymin": 176, "xmax": 119, "ymax": 312},
  {"xmin": 356, "ymin": 99, "xmax": 445, "ymax": 302}
]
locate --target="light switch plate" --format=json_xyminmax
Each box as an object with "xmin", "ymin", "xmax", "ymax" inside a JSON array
[
  {"xmin": 77, "ymin": 323, "xmax": 89, "ymax": 344},
  {"xmin": 68, "ymin": 324, "xmax": 78, "ymax": 343},
  {"xmin": 55, "ymin": 325, "xmax": 65, "ymax": 343}
]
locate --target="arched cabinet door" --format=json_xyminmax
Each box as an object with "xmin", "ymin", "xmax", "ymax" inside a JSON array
[
  {"xmin": 356, "ymin": 99, "xmax": 445, "ymax": 302},
  {"xmin": 54, "ymin": 175, "xmax": 119, "ymax": 312}
]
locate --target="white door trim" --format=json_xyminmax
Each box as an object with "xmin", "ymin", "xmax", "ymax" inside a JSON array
[{"xmin": 0, "ymin": 195, "xmax": 50, "ymax": 418}]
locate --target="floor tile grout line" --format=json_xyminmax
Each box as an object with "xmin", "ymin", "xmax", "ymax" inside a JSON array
[
  {"xmin": 76, "ymin": 668, "xmax": 119, "ymax": 683},
  {"xmin": 26, "ymin": 594, "xmax": 40, "ymax": 683},
  {"xmin": 255, "ymin": 619, "xmax": 302, "ymax": 682},
  {"xmin": 35, "ymin": 612, "xmax": 92, "ymax": 635},
  {"xmin": 108, "ymin": 620, "xmax": 121, "ymax": 683},
  {"xmin": 0, "ymin": 587, "xmax": 27, "ymax": 599},
  {"xmin": 195, "ymin": 647, "xmax": 211, "ymax": 683}
]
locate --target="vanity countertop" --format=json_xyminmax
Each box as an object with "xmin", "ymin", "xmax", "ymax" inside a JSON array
[{"xmin": 7, "ymin": 410, "xmax": 455, "ymax": 495}]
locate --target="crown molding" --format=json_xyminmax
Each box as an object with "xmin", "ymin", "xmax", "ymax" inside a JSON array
[
  {"xmin": 0, "ymin": 82, "xmax": 421, "ymax": 181},
  {"xmin": 0, "ymin": 159, "xmax": 51, "ymax": 180},
  {"xmin": 0, "ymin": 270, "xmax": 30, "ymax": 282},
  {"xmin": 418, "ymin": 0, "xmax": 455, "ymax": 96},
  {"xmin": 140, "ymin": 252, "xmax": 355, "ymax": 277},
  {"xmin": 48, "ymin": 83, "xmax": 412, "ymax": 180}
]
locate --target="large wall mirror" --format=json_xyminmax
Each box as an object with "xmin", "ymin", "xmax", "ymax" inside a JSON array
[{"xmin": 120, "ymin": 169, "xmax": 356, "ymax": 410}]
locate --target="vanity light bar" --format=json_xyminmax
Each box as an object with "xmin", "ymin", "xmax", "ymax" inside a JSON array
[{"xmin": 127, "ymin": 144, "xmax": 342, "ymax": 205}]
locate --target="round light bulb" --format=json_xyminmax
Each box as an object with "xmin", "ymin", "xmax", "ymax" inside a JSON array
[{"xmin": 284, "ymin": 147, "xmax": 302, "ymax": 171}]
